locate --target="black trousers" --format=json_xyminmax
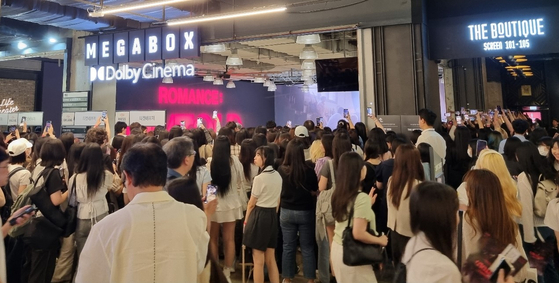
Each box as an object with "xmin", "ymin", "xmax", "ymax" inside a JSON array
[
  {"xmin": 21, "ymin": 245, "xmax": 59, "ymax": 283},
  {"xmin": 390, "ymin": 230, "xmax": 411, "ymax": 265}
]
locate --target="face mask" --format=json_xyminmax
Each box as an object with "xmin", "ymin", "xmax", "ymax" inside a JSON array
[
  {"xmin": 538, "ymin": 146, "xmax": 549, "ymax": 157},
  {"xmin": 467, "ymin": 148, "xmax": 473, "ymax": 158}
]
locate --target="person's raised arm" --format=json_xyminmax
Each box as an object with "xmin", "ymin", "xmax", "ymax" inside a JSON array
[
  {"xmin": 347, "ymin": 111, "xmax": 355, "ymax": 129},
  {"xmin": 369, "ymin": 115, "xmax": 385, "ymax": 132},
  {"xmin": 502, "ymin": 110, "xmax": 514, "ymax": 134}
]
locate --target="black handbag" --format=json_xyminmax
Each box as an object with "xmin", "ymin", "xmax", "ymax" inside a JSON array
[
  {"xmin": 23, "ymin": 216, "xmax": 63, "ymax": 250},
  {"xmin": 342, "ymin": 204, "xmax": 384, "ymax": 266},
  {"xmin": 63, "ymin": 177, "xmax": 78, "ymax": 237}
]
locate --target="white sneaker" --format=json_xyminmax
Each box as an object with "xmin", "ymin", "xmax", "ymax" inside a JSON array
[{"xmin": 223, "ymin": 267, "xmax": 232, "ymax": 283}]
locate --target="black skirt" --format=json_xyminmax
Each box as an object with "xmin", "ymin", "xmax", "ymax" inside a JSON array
[{"xmin": 243, "ymin": 206, "xmax": 277, "ymax": 251}]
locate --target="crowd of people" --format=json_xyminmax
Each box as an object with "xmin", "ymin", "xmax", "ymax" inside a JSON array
[{"xmin": 0, "ymin": 107, "xmax": 556, "ymax": 283}]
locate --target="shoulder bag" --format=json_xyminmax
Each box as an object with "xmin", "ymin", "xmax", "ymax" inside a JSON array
[
  {"xmin": 342, "ymin": 201, "xmax": 384, "ymax": 266},
  {"xmin": 316, "ymin": 160, "xmax": 336, "ymax": 226}
]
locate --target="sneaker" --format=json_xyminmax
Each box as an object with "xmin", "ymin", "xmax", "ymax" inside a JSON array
[{"xmin": 223, "ymin": 267, "xmax": 232, "ymax": 283}]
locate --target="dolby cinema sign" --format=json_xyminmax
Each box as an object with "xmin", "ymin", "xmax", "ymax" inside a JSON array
[{"xmin": 85, "ymin": 26, "xmax": 198, "ymax": 82}]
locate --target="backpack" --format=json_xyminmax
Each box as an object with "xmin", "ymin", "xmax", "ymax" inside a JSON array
[
  {"xmin": 0, "ymin": 167, "xmax": 27, "ymax": 223},
  {"xmin": 9, "ymin": 168, "xmax": 55, "ymax": 238},
  {"xmin": 316, "ymin": 160, "xmax": 336, "ymax": 227},
  {"xmin": 534, "ymin": 175, "xmax": 558, "ymax": 218},
  {"xmin": 392, "ymin": 248, "xmax": 435, "ymax": 283}
]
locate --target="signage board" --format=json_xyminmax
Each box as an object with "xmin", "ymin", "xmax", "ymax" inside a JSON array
[
  {"xmin": 85, "ymin": 26, "xmax": 199, "ymax": 66},
  {"xmin": 74, "ymin": 111, "xmax": 103, "ymax": 126},
  {"xmin": 0, "ymin": 114, "xmax": 8, "ymax": 125},
  {"xmin": 376, "ymin": 115, "xmax": 401, "ymax": 133},
  {"xmin": 129, "ymin": 111, "xmax": 166, "ymax": 126},
  {"xmin": 89, "ymin": 63, "xmax": 195, "ymax": 83},
  {"xmin": 17, "ymin": 112, "xmax": 43, "ymax": 126},
  {"xmin": 400, "ymin": 115, "xmax": 421, "ymax": 137},
  {"xmin": 61, "ymin": 112, "xmax": 75, "ymax": 126},
  {"xmin": 429, "ymin": 6, "xmax": 559, "ymax": 59},
  {"xmin": 115, "ymin": 111, "xmax": 130, "ymax": 124},
  {"xmin": 8, "ymin": 114, "xmax": 18, "ymax": 125}
]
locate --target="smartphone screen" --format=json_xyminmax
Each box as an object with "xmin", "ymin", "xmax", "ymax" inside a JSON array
[
  {"xmin": 206, "ymin": 185, "xmax": 217, "ymax": 203},
  {"xmin": 196, "ymin": 118, "xmax": 202, "ymax": 127},
  {"xmin": 180, "ymin": 121, "xmax": 185, "ymax": 129},
  {"xmin": 497, "ymin": 105, "xmax": 502, "ymax": 114},
  {"xmin": 287, "ymin": 120, "xmax": 292, "ymax": 128},
  {"xmin": 445, "ymin": 113, "xmax": 451, "ymax": 117},
  {"xmin": 316, "ymin": 117, "xmax": 320, "ymax": 125},
  {"xmin": 464, "ymin": 114, "xmax": 470, "ymax": 121},
  {"xmin": 212, "ymin": 111, "xmax": 218, "ymax": 119},
  {"xmin": 20, "ymin": 117, "xmax": 26, "ymax": 124},
  {"xmin": 456, "ymin": 116, "xmax": 463, "ymax": 125},
  {"xmin": 470, "ymin": 109, "xmax": 478, "ymax": 115},
  {"xmin": 46, "ymin": 120, "xmax": 52, "ymax": 130},
  {"xmin": 455, "ymin": 111, "xmax": 461, "ymax": 116},
  {"xmin": 343, "ymin": 109, "xmax": 349, "ymax": 118},
  {"xmin": 460, "ymin": 107, "xmax": 466, "ymax": 115},
  {"xmin": 101, "ymin": 111, "xmax": 107, "ymax": 119},
  {"xmin": 442, "ymin": 118, "xmax": 448, "ymax": 123},
  {"xmin": 476, "ymin": 140, "xmax": 488, "ymax": 156},
  {"xmin": 366, "ymin": 107, "xmax": 373, "ymax": 117},
  {"xmin": 9, "ymin": 126, "xmax": 15, "ymax": 133}
]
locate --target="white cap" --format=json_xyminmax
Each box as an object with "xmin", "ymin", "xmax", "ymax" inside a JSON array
[
  {"xmin": 294, "ymin": 126, "xmax": 309, "ymax": 138},
  {"xmin": 7, "ymin": 138, "xmax": 33, "ymax": 156}
]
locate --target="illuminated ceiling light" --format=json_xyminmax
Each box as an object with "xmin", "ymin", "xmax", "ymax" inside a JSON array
[
  {"xmin": 301, "ymin": 60, "xmax": 315, "ymax": 70},
  {"xmin": 168, "ymin": 6, "xmax": 287, "ymax": 26},
  {"xmin": 162, "ymin": 77, "xmax": 173, "ymax": 84},
  {"xmin": 89, "ymin": 0, "xmax": 189, "ymax": 17},
  {"xmin": 301, "ymin": 85, "xmax": 310, "ymax": 92},
  {"xmin": 513, "ymin": 55, "xmax": 526, "ymax": 59},
  {"xmin": 253, "ymin": 77, "xmax": 266, "ymax": 83},
  {"xmin": 498, "ymin": 60, "xmax": 506, "ymax": 63},
  {"xmin": 525, "ymin": 73, "xmax": 534, "ymax": 77},
  {"xmin": 299, "ymin": 44, "xmax": 318, "ymax": 60},
  {"xmin": 495, "ymin": 57, "xmax": 503, "ymax": 60},
  {"xmin": 48, "ymin": 38, "xmax": 57, "ymax": 43},
  {"xmin": 226, "ymin": 49, "xmax": 243, "ymax": 66},
  {"xmin": 203, "ymin": 74, "xmax": 214, "ymax": 81},
  {"xmin": 511, "ymin": 73, "xmax": 518, "ymax": 76},
  {"xmin": 226, "ymin": 80, "xmax": 236, "ymax": 88},
  {"xmin": 516, "ymin": 58, "xmax": 528, "ymax": 62},
  {"xmin": 213, "ymin": 78, "xmax": 224, "ymax": 85},
  {"xmin": 296, "ymin": 34, "xmax": 321, "ymax": 45},
  {"xmin": 17, "ymin": 41, "xmax": 27, "ymax": 50},
  {"xmin": 201, "ymin": 44, "xmax": 227, "ymax": 53},
  {"xmin": 268, "ymin": 83, "xmax": 277, "ymax": 92}
]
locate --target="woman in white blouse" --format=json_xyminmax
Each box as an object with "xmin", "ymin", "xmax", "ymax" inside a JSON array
[{"xmin": 73, "ymin": 143, "xmax": 114, "ymax": 261}]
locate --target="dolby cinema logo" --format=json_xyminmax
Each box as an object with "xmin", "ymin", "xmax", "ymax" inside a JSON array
[{"xmin": 90, "ymin": 63, "xmax": 195, "ymax": 84}]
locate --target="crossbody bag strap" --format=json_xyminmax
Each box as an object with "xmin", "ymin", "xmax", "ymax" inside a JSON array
[
  {"xmin": 328, "ymin": 160, "xmax": 336, "ymax": 187},
  {"xmin": 457, "ymin": 210, "xmax": 464, "ymax": 269}
]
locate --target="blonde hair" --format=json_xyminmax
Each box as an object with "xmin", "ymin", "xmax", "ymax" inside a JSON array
[
  {"xmin": 309, "ymin": 139, "xmax": 325, "ymax": 163},
  {"xmin": 474, "ymin": 149, "xmax": 522, "ymax": 217},
  {"xmin": 497, "ymin": 128, "xmax": 509, "ymax": 139}
]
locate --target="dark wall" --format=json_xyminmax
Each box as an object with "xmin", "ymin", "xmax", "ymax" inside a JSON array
[
  {"xmin": 40, "ymin": 61, "xmax": 64, "ymax": 132},
  {"xmin": 116, "ymin": 77, "xmax": 275, "ymax": 129},
  {"xmin": 451, "ymin": 58, "xmax": 484, "ymax": 111},
  {"xmin": 546, "ymin": 61, "xmax": 559, "ymax": 120}
]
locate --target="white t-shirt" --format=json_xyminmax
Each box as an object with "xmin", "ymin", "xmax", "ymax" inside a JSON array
[
  {"xmin": 72, "ymin": 171, "xmax": 114, "ymax": 219},
  {"xmin": 544, "ymin": 199, "xmax": 559, "ymax": 231},
  {"xmin": 251, "ymin": 166, "xmax": 282, "ymax": 208},
  {"xmin": 241, "ymin": 164, "xmax": 259, "ymax": 193},
  {"xmin": 194, "ymin": 166, "xmax": 212, "ymax": 195},
  {"xmin": 416, "ymin": 128, "xmax": 447, "ymax": 163},
  {"xmin": 7, "ymin": 164, "xmax": 31, "ymax": 200}
]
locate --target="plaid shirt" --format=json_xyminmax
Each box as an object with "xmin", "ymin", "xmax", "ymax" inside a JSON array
[{"xmin": 230, "ymin": 144, "xmax": 241, "ymax": 157}]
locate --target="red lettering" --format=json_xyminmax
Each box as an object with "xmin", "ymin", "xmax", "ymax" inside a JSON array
[
  {"xmin": 197, "ymin": 90, "xmax": 206, "ymax": 105},
  {"xmin": 158, "ymin": 86, "xmax": 168, "ymax": 104},
  {"xmin": 208, "ymin": 90, "xmax": 217, "ymax": 105},
  {"xmin": 168, "ymin": 87, "xmax": 177, "ymax": 104},
  {"xmin": 190, "ymin": 89, "xmax": 198, "ymax": 104}
]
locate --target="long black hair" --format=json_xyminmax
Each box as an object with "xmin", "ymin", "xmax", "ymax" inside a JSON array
[
  {"xmin": 516, "ymin": 141, "xmax": 556, "ymax": 194},
  {"xmin": 210, "ymin": 136, "xmax": 232, "ymax": 197},
  {"xmin": 331, "ymin": 152, "xmax": 364, "ymax": 222},
  {"xmin": 410, "ymin": 182, "xmax": 458, "ymax": 261},
  {"xmin": 280, "ymin": 139, "xmax": 309, "ymax": 186},
  {"xmin": 75, "ymin": 143, "xmax": 106, "ymax": 198},
  {"xmin": 239, "ymin": 139, "xmax": 257, "ymax": 181},
  {"xmin": 67, "ymin": 143, "xmax": 86, "ymax": 176},
  {"xmin": 256, "ymin": 146, "xmax": 276, "ymax": 173}
]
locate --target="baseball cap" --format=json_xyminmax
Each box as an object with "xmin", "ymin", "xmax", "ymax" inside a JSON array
[
  {"xmin": 8, "ymin": 138, "xmax": 33, "ymax": 156},
  {"xmin": 294, "ymin": 126, "xmax": 309, "ymax": 138}
]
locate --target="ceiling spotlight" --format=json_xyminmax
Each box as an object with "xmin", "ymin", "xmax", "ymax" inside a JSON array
[
  {"xmin": 202, "ymin": 43, "xmax": 227, "ymax": 53},
  {"xmin": 301, "ymin": 85, "xmax": 310, "ymax": 92},
  {"xmin": 17, "ymin": 41, "xmax": 27, "ymax": 50},
  {"xmin": 516, "ymin": 58, "xmax": 528, "ymax": 62},
  {"xmin": 213, "ymin": 78, "xmax": 224, "ymax": 85},
  {"xmin": 226, "ymin": 80, "xmax": 236, "ymax": 88},
  {"xmin": 48, "ymin": 38, "xmax": 57, "ymax": 43},
  {"xmin": 302, "ymin": 69, "xmax": 315, "ymax": 77},
  {"xmin": 226, "ymin": 49, "xmax": 243, "ymax": 66},
  {"xmin": 162, "ymin": 77, "xmax": 174, "ymax": 84},
  {"xmin": 296, "ymin": 34, "xmax": 321, "ymax": 45},
  {"xmin": 253, "ymin": 77, "xmax": 266, "ymax": 83},
  {"xmin": 299, "ymin": 44, "xmax": 317, "ymax": 60},
  {"xmin": 203, "ymin": 74, "xmax": 214, "ymax": 82},
  {"xmin": 301, "ymin": 60, "xmax": 315, "ymax": 70}
]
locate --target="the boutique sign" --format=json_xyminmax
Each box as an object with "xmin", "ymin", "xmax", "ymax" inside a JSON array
[{"xmin": 84, "ymin": 26, "xmax": 199, "ymax": 66}]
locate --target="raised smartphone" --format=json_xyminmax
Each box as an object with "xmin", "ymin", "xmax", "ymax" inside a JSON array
[
  {"xmin": 206, "ymin": 185, "xmax": 217, "ymax": 203},
  {"xmin": 212, "ymin": 111, "xmax": 218, "ymax": 119},
  {"xmin": 343, "ymin": 109, "xmax": 349, "ymax": 118},
  {"xmin": 366, "ymin": 107, "xmax": 373, "ymax": 117}
]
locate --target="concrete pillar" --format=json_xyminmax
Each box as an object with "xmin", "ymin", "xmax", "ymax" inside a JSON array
[
  {"xmin": 65, "ymin": 30, "xmax": 90, "ymax": 92},
  {"xmin": 442, "ymin": 61, "xmax": 455, "ymax": 113},
  {"xmin": 357, "ymin": 28, "xmax": 375, "ymax": 128}
]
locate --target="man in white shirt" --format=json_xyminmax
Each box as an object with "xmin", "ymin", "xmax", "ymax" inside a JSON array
[
  {"xmin": 416, "ymin": 108, "xmax": 447, "ymax": 163},
  {"xmin": 498, "ymin": 119, "xmax": 529, "ymax": 154},
  {"xmin": 75, "ymin": 143, "xmax": 209, "ymax": 283}
]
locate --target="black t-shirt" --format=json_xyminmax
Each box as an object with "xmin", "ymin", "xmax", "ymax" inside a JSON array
[
  {"xmin": 375, "ymin": 159, "xmax": 395, "ymax": 187},
  {"xmin": 44, "ymin": 168, "xmax": 64, "ymax": 196},
  {"xmin": 278, "ymin": 166, "xmax": 318, "ymax": 211}
]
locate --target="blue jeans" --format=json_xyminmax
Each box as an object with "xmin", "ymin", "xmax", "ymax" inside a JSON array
[{"xmin": 280, "ymin": 209, "xmax": 316, "ymax": 279}]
